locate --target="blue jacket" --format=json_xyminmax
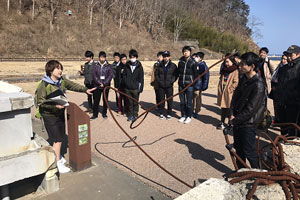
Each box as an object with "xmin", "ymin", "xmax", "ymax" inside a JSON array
[{"xmin": 194, "ymin": 61, "xmax": 209, "ymax": 91}]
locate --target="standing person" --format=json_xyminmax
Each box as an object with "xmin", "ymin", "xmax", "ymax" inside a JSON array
[
  {"xmin": 269, "ymin": 54, "xmax": 288, "ymax": 122},
  {"xmin": 111, "ymin": 52, "xmax": 121, "ymax": 110},
  {"xmin": 155, "ymin": 51, "xmax": 178, "ymax": 120},
  {"xmin": 177, "ymin": 46, "xmax": 198, "ymax": 124},
  {"xmin": 230, "ymin": 52, "xmax": 266, "ymax": 169},
  {"xmin": 80, "ymin": 50, "xmax": 96, "ymax": 112},
  {"xmin": 193, "ymin": 52, "xmax": 209, "ymax": 118},
  {"xmin": 122, "ymin": 49, "xmax": 144, "ymax": 121},
  {"xmin": 36, "ymin": 60, "xmax": 95, "ymax": 173},
  {"xmin": 116, "ymin": 53, "xmax": 128, "ymax": 115},
  {"xmin": 151, "ymin": 51, "xmax": 163, "ymax": 106},
  {"xmin": 258, "ymin": 47, "xmax": 276, "ymax": 95},
  {"xmin": 217, "ymin": 54, "xmax": 239, "ymax": 129},
  {"xmin": 90, "ymin": 51, "xmax": 113, "ymax": 120},
  {"xmin": 274, "ymin": 45, "xmax": 300, "ymax": 136}
]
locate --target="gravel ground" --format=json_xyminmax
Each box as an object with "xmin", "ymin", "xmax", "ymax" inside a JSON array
[{"xmin": 66, "ymin": 88, "xmax": 238, "ymax": 199}]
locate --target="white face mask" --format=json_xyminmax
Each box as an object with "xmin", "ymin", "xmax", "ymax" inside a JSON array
[
  {"xmin": 194, "ymin": 57, "xmax": 200, "ymax": 63},
  {"xmin": 130, "ymin": 58, "xmax": 137, "ymax": 63}
]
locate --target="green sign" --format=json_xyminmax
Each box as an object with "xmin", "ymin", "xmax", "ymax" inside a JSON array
[{"xmin": 78, "ymin": 124, "xmax": 88, "ymax": 145}]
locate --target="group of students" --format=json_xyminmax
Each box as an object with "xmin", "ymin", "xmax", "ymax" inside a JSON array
[{"xmin": 35, "ymin": 45, "xmax": 300, "ymax": 174}]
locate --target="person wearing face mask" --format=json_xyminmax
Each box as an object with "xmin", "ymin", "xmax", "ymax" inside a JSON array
[
  {"xmin": 217, "ymin": 53, "xmax": 239, "ymax": 130},
  {"xmin": 122, "ymin": 49, "xmax": 144, "ymax": 121},
  {"xmin": 192, "ymin": 52, "xmax": 209, "ymax": 118},
  {"xmin": 155, "ymin": 51, "xmax": 178, "ymax": 120},
  {"xmin": 90, "ymin": 51, "xmax": 113, "ymax": 120}
]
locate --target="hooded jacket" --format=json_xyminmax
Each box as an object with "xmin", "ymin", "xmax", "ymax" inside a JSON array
[
  {"xmin": 194, "ymin": 61, "xmax": 209, "ymax": 91},
  {"xmin": 231, "ymin": 73, "xmax": 266, "ymax": 127},
  {"xmin": 177, "ymin": 56, "xmax": 198, "ymax": 87},
  {"xmin": 122, "ymin": 60, "xmax": 144, "ymax": 92},
  {"xmin": 155, "ymin": 60, "xmax": 178, "ymax": 88}
]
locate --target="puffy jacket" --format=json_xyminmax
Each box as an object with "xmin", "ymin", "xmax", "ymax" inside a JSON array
[
  {"xmin": 194, "ymin": 61, "xmax": 209, "ymax": 91},
  {"xmin": 177, "ymin": 56, "xmax": 198, "ymax": 87},
  {"xmin": 231, "ymin": 74, "xmax": 266, "ymax": 127},
  {"xmin": 82, "ymin": 61, "xmax": 96, "ymax": 86},
  {"xmin": 93, "ymin": 61, "xmax": 113, "ymax": 87},
  {"xmin": 122, "ymin": 60, "xmax": 144, "ymax": 92},
  {"xmin": 115, "ymin": 62, "xmax": 126, "ymax": 88},
  {"xmin": 274, "ymin": 57, "xmax": 300, "ymax": 106},
  {"xmin": 155, "ymin": 60, "xmax": 178, "ymax": 88}
]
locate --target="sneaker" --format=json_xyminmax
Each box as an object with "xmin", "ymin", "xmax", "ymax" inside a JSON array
[
  {"xmin": 178, "ymin": 117, "xmax": 186, "ymax": 123},
  {"xmin": 127, "ymin": 116, "xmax": 133, "ymax": 121},
  {"xmin": 102, "ymin": 114, "xmax": 108, "ymax": 119},
  {"xmin": 159, "ymin": 115, "xmax": 164, "ymax": 120},
  {"xmin": 184, "ymin": 117, "xmax": 192, "ymax": 124},
  {"xmin": 57, "ymin": 159, "xmax": 70, "ymax": 173},
  {"xmin": 90, "ymin": 115, "xmax": 98, "ymax": 120},
  {"xmin": 132, "ymin": 116, "xmax": 137, "ymax": 121},
  {"xmin": 193, "ymin": 113, "xmax": 199, "ymax": 119},
  {"xmin": 117, "ymin": 111, "xmax": 122, "ymax": 115},
  {"xmin": 60, "ymin": 156, "xmax": 66, "ymax": 164},
  {"xmin": 217, "ymin": 122, "xmax": 226, "ymax": 130},
  {"xmin": 166, "ymin": 115, "xmax": 171, "ymax": 120}
]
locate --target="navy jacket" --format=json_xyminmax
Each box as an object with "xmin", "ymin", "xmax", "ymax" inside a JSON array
[
  {"xmin": 93, "ymin": 61, "xmax": 113, "ymax": 88},
  {"xmin": 194, "ymin": 61, "xmax": 209, "ymax": 91}
]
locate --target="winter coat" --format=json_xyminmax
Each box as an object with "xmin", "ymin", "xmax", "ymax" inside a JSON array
[
  {"xmin": 194, "ymin": 61, "xmax": 209, "ymax": 91},
  {"xmin": 231, "ymin": 74, "xmax": 266, "ymax": 128},
  {"xmin": 150, "ymin": 62, "xmax": 160, "ymax": 89},
  {"xmin": 36, "ymin": 75, "xmax": 87, "ymax": 117},
  {"xmin": 259, "ymin": 57, "xmax": 276, "ymax": 94},
  {"xmin": 155, "ymin": 60, "xmax": 178, "ymax": 88},
  {"xmin": 177, "ymin": 56, "xmax": 198, "ymax": 87},
  {"xmin": 111, "ymin": 61, "xmax": 120, "ymax": 88},
  {"xmin": 82, "ymin": 61, "xmax": 96, "ymax": 86},
  {"xmin": 115, "ymin": 62, "xmax": 126, "ymax": 88},
  {"xmin": 93, "ymin": 61, "xmax": 113, "ymax": 88},
  {"xmin": 274, "ymin": 56, "xmax": 300, "ymax": 106},
  {"xmin": 122, "ymin": 60, "xmax": 144, "ymax": 92},
  {"xmin": 217, "ymin": 69, "xmax": 239, "ymax": 108}
]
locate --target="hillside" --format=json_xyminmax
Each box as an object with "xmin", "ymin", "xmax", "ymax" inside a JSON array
[{"xmin": 0, "ymin": 0, "xmax": 258, "ymax": 59}]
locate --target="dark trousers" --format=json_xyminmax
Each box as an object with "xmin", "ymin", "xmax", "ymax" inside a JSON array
[
  {"xmin": 117, "ymin": 88, "xmax": 128, "ymax": 114},
  {"xmin": 154, "ymin": 88, "xmax": 160, "ymax": 104},
  {"xmin": 125, "ymin": 89, "xmax": 140, "ymax": 117},
  {"xmin": 277, "ymin": 104, "xmax": 300, "ymax": 136},
  {"xmin": 221, "ymin": 108, "xmax": 231, "ymax": 124},
  {"xmin": 158, "ymin": 87, "xmax": 173, "ymax": 115},
  {"xmin": 93, "ymin": 88, "xmax": 109, "ymax": 117},
  {"xmin": 85, "ymin": 84, "xmax": 94, "ymax": 109},
  {"xmin": 179, "ymin": 86, "xmax": 193, "ymax": 118},
  {"xmin": 233, "ymin": 126, "xmax": 259, "ymax": 169}
]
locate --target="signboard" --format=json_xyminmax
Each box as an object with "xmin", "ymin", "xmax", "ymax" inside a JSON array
[{"xmin": 78, "ymin": 124, "xmax": 88, "ymax": 145}]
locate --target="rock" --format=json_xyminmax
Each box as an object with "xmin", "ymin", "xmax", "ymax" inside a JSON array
[
  {"xmin": 175, "ymin": 178, "xmax": 243, "ymax": 200},
  {"xmin": 281, "ymin": 139, "xmax": 300, "ymax": 176}
]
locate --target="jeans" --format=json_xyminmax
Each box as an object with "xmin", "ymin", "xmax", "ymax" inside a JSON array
[
  {"xmin": 93, "ymin": 88, "xmax": 109, "ymax": 117},
  {"xmin": 233, "ymin": 126, "xmax": 259, "ymax": 169},
  {"xmin": 179, "ymin": 86, "xmax": 193, "ymax": 118}
]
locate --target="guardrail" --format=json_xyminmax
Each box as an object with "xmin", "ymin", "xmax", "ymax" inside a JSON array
[{"xmin": 0, "ymin": 58, "xmax": 86, "ymax": 62}]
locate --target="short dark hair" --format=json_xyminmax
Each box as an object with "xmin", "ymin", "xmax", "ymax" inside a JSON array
[
  {"xmin": 120, "ymin": 54, "xmax": 127, "ymax": 59},
  {"xmin": 157, "ymin": 51, "xmax": 164, "ymax": 57},
  {"xmin": 129, "ymin": 49, "xmax": 138, "ymax": 58},
  {"xmin": 224, "ymin": 53, "xmax": 237, "ymax": 66},
  {"xmin": 233, "ymin": 52, "xmax": 240, "ymax": 59},
  {"xmin": 182, "ymin": 46, "xmax": 192, "ymax": 53},
  {"xmin": 259, "ymin": 47, "xmax": 269, "ymax": 54},
  {"xmin": 241, "ymin": 52, "xmax": 260, "ymax": 70},
  {"xmin": 197, "ymin": 52, "xmax": 205, "ymax": 59},
  {"xmin": 45, "ymin": 60, "xmax": 63, "ymax": 76},
  {"xmin": 85, "ymin": 50, "xmax": 94, "ymax": 58},
  {"xmin": 99, "ymin": 51, "xmax": 106, "ymax": 58},
  {"xmin": 113, "ymin": 52, "xmax": 120, "ymax": 58},
  {"xmin": 192, "ymin": 53, "xmax": 198, "ymax": 57}
]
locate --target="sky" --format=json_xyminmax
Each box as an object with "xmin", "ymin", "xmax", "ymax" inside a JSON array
[{"xmin": 244, "ymin": 0, "xmax": 300, "ymax": 54}]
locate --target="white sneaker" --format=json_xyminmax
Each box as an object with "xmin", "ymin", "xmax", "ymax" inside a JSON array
[
  {"xmin": 57, "ymin": 159, "xmax": 70, "ymax": 173},
  {"xmin": 166, "ymin": 115, "xmax": 171, "ymax": 120},
  {"xmin": 184, "ymin": 117, "xmax": 192, "ymax": 124},
  {"xmin": 178, "ymin": 117, "xmax": 186, "ymax": 123},
  {"xmin": 159, "ymin": 114, "xmax": 164, "ymax": 120},
  {"xmin": 60, "ymin": 156, "xmax": 66, "ymax": 164}
]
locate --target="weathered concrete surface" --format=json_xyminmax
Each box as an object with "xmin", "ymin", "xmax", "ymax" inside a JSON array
[
  {"xmin": 0, "ymin": 81, "xmax": 23, "ymax": 93},
  {"xmin": 175, "ymin": 178, "xmax": 242, "ymax": 200},
  {"xmin": 0, "ymin": 92, "xmax": 34, "ymax": 157},
  {"xmin": 282, "ymin": 139, "xmax": 300, "ymax": 176}
]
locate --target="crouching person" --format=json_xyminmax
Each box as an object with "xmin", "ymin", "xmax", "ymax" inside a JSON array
[
  {"xmin": 230, "ymin": 52, "xmax": 266, "ymax": 169},
  {"xmin": 36, "ymin": 60, "xmax": 95, "ymax": 173}
]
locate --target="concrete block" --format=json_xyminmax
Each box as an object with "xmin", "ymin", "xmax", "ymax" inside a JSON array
[{"xmin": 41, "ymin": 169, "xmax": 59, "ymax": 194}]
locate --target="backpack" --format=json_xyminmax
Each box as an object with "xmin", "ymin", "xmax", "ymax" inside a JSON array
[{"xmin": 34, "ymin": 80, "xmax": 66, "ymax": 118}]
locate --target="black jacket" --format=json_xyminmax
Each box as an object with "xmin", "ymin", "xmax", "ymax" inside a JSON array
[
  {"xmin": 82, "ymin": 61, "xmax": 96, "ymax": 86},
  {"xmin": 177, "ymin": 56, "xmax": 198, "ymax": 87},
  {"xmin": 122, "ymin": 60, "xmax": 144, "ymax": 92},
  {"xmin": 231, "ymin": 73, "xmax": 266, "ymax": 127},
  {"xmin": 111, "ymin": 61, "xmax": 120, "ymax": 88},
  {"xmin": 155, "ymin": 60, "xmax": 178, "ymax": 88},
  {"xmin": 274, "ymin": 57, "xmax": 300, "ymax": 106},
  {"xmin": 116, "ymin": 63, "xmax": 126, "ymax": 88}
]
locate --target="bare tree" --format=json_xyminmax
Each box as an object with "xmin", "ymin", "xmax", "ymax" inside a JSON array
[
  {"xmin": 32, "ymin": 0, "xmax": 35, "ymax": 20},
  {"xmin": 88, "ymin": 0, "xmax": 99, "ymax": 25},
  {"xmin": 247, "ymin": 15, "xmax": 263, "ymax": 41},
  {"xmin": 7, "ymin": 0, "xmax": 10, "ymax": 12},
  {"xmin": 49, "ymin": 0, "xmax": 61, "ymax": 32},
  {"xmin": 99, "ymin": 0, "xmax": 116, "ymax": 34}
]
